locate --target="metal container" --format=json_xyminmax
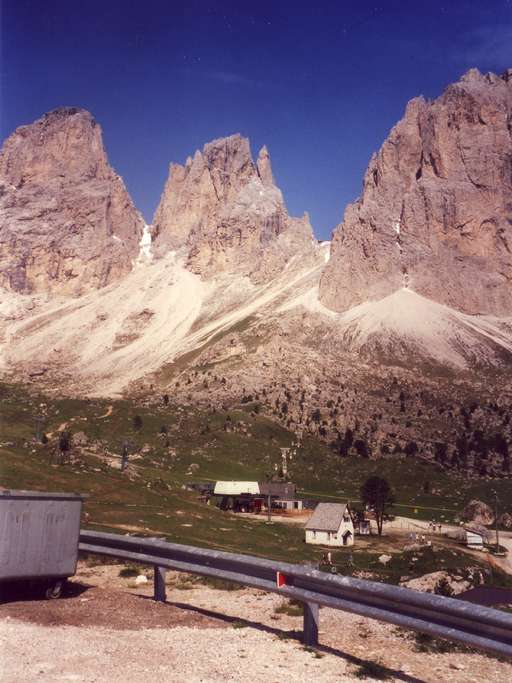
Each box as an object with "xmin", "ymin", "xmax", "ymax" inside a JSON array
[{"xmin": 0, "ymin": 489, "xmax": 84, "ymax": 596}]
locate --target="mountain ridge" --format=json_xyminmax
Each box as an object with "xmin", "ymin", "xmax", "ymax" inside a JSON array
[{"xmin": 1, "ymin": 69, "xmax": 512, "ymax": 477}]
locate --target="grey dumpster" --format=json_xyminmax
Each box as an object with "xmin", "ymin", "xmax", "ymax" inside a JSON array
[{"xmin": 0, "ymin": 489, "xmax": 84, "ymax": 598}]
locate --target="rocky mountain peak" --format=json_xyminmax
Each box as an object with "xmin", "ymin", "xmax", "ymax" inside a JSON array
[
  {"xmin": 319, "ymin": 68, "xmax": 512, "ymax": 315},
  {"xmin": 153, "ymin": 134, "xmax": 315, "ymax": 281},
  {"xmin": 459, "ymin": 67, "xmax": 484, "ymax": 83},
  {"xmin": 0, "ymin": 108, "xmax": 144, "ymax": 295},
  {"xmin": 0, "ymin": 107, "xmax": 107, "ymax": 188}
]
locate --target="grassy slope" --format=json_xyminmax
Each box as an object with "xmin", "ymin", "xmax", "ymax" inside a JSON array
[{"xmin": 1, "ymin": 381, "xmax": 510, "ymax": 583}]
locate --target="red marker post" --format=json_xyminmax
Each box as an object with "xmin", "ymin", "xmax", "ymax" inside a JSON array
[{"xmin": 276, "ymin": 571, "xmax": 287, "ymax": 588}]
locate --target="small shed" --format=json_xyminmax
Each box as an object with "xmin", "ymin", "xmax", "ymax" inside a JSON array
[
  {"xmin": 274, "ymin": 499, "xmax": 304, "ymax": 513},
  {"xmin": 464, "ymin": 526, "xmax": 490, "ymax": 550},
  {"xmin": 304, "ymin": 502, "xmax": 354, "ymax": 547},
  {"xmin": 357, "ymin": 519, "xmax": 371, "ymax": 535}
]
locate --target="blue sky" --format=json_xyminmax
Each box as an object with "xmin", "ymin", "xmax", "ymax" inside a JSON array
[{"xmin": 2, "ymin": 1, "xmax": 511, "ymax": 239}]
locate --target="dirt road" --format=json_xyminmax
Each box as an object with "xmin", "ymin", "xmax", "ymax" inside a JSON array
[{"xmin": 389, "ymin": 516, "xmax": 512, "ymax": 574}]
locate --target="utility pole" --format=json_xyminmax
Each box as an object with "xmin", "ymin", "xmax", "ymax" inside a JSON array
[
  {"xmin": 34, "ymin": 402, "xmax": 48, "ymax": 442},
  {"xmin": 34, "ymin": 414, "xmax": 45, "ymax": 441},
  {"xmin": 280, "ymin": 447, "xmax": 291, "ymax": 478},
  {"xmin": 121, "ymin": 441, "xmax": 129, "ymax": 471},
  {"xmin": 265, "ymin": 463, "xmax": 277, "ymax": 523},
  {"xmin": 494, "ymin": 490, "xmax": 500, "ymax": 553}
]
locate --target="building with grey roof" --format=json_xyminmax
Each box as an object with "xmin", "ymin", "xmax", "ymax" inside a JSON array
[{"xmin": 304, "ymin": 502, "xmax": 354, "ymax": 547}]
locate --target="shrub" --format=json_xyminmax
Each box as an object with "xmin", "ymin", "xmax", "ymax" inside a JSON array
[
  {"xmin": 119, "ymin": 565, "xmax": 141, "ymax": 578},
  {"xmin": 274, "ymin": 599, "xmax": 304, "ymax": 617},
  {"xmin": 414, "ymin": 632, "xmax": 467, "ymax": 654},
  {"xmin": 58, "ymin": 431, "xmax": 71, "ymax": 452},
  {"xmin": 405, "ymin": 441, "xmax": 418, "ymax": 456},
  {"xmin": 355, "ymin": 660, "xmax": 390, "ymax": 680},
  {"xmin": 232, "ymin": 620, "xmax": 248, "ymax": 629},
  {"xmin": 354, "ymin": 439, "xmax": 370, "ymax": 458},
  {"xmin": 198, "ymin": 576, "xmax": 242, "ymax": 591},
  {"xmin": 434, "ymin": 577, "xmax": 454, "ymax": 597}
]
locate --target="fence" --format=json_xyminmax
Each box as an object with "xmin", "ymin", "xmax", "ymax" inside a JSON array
[{"xmin": 79, "ymin": 530, "xmax": 512, "ymax": 658}]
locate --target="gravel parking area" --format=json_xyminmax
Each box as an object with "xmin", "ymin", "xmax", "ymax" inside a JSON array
[{"xmin": 1, "ymin": 563, "xmax": 511, "ymax": 682}]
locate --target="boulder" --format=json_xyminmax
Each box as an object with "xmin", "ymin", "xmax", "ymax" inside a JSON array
[
  {"xmin": 400, "ymin": 570, "xmax": 471, "ymax": 595},
  {"xmin": 499, "ymin": 512, "xmax": 512, "ymax": 529},
  {"xmin": 72, "ymin": 431, "xmax": 88, "ymax": 447},
  {"xmin": 462, "ymin": 499, "xmax": 494, "ymax": 526}
]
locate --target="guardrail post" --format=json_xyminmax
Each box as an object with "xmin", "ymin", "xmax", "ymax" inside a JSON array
[
  {"xmin": 154, "ymin": 565, "xmax": 166, "ymax": 602},
  {"xmin": 303, "ymin": 601, "xmax": 319, "ymax": 646}
]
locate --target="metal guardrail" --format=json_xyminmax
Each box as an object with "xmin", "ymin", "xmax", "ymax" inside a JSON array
[{"xmin": 79, "ymin": 530, "xmax": 512, "ymax": 658}]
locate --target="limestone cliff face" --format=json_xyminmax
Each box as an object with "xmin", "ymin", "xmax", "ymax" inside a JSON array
[
  {"xmin": 152, "ymin": 134, "xmax": 314, "ymax": 281},
  {"xmin": 0, "ymin": 107, "xmax": 144, "ymax": 295},
  {"xmin": 319, "ymin": 69, "xmax": 512, "ymax": 315}
]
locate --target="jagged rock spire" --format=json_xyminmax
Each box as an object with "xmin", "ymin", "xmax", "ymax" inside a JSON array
[
  {"xmin": 257, "ymin": 145, "xmax": 274, "ymax": 187},
  {"xmin": 153, "ymin": 134, "xmax": 314, "ymax": 282}
]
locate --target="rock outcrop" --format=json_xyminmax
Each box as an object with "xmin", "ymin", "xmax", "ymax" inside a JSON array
[
  {"xmin": 152, "ymin": 134, "xmax": 314, "ymax": 282},
  {"xmin": 319, "ymin": 68, "xmax": 512, "ymax": 315},
  {"xmin": 0, "ymin": 107, "xmax": 144, "ymax": 295},
  {"xmin": 462, "ymin": 499, "xmax": 495, "ymax": 526}
]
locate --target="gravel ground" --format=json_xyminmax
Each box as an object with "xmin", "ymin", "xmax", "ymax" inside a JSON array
[
  {"xmin": 0, "ymin": 619, "xmax": 355, "ymax": 683},
  {"xmin": 1, "ymin": 563, "xmax": 511, "ymax": 682}
]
